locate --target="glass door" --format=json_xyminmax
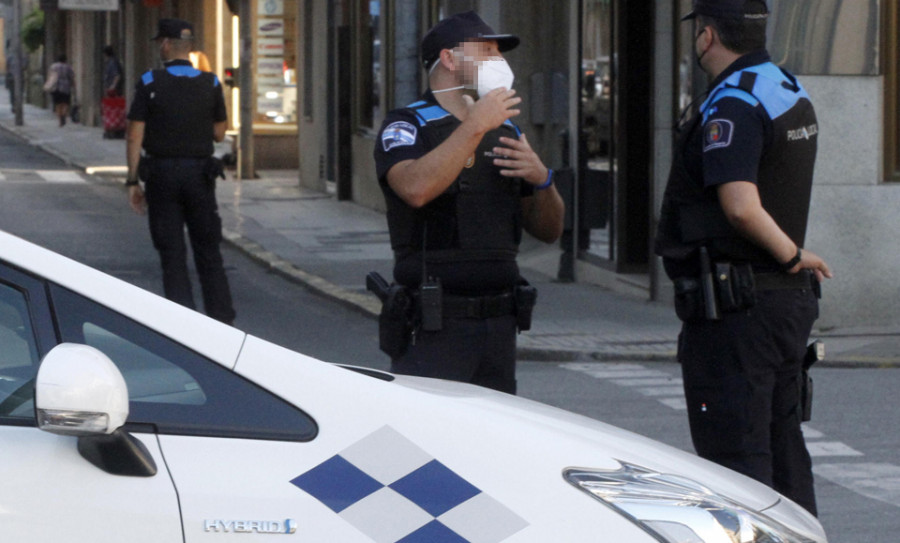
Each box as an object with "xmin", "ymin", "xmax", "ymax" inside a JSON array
[{"xmin": 580, "ymin": 0, "xmax": 614, "ymax": 260}]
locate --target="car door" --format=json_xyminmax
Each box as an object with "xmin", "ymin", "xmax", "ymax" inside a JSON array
[
  {"xmin": 46, "ymin": 282, "xmax": 333, "ymax": 541},
  {"xmin": 0, "ymin": 263, "xmax": 183, "ymax": 542}
]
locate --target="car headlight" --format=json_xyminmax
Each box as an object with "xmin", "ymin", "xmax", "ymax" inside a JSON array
[{"xmin": 564, "ymin": 462, "xmax": 817, "ymax": 543}]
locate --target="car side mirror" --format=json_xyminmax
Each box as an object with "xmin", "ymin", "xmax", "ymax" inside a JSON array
[
  {"xmin": 36, "ymin": 343, "xmax": 129, "ymax": 436},
  {"xmin": 35, "ymin": 344, "xmax": 156, "ymax": 477}
]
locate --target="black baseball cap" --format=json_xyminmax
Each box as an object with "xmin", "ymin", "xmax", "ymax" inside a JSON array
[
  {"xmin": 681, "ymin": 0, "xmax": 769, "ymax": 21},
  {"xmin": 151, "ymin": 18, "xmax": 195, "ymax": 40},
  {"xmin": 421, "ymin": 11, "xmax": 519, "ymax": 69}
]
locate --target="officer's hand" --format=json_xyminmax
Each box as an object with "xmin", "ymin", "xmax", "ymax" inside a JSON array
[
  {"xmin": 790, "ymin": 248, "xmax": 833, "ymax": 282},
  {"xmin": 463, "ymin": 87, "xmax": 521, "ymax": 134},
  {"xmin": 129, "ymin": 185, "xmax": 146, "ymax": 215},
  {"xmin": 493, "ymin": 133, "xmax": 548, "ymax": 186}
]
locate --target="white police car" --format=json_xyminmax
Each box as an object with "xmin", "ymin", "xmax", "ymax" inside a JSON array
[{"xmin": 0, "ymin": 230, "xmax": 827, "ymax": 542}]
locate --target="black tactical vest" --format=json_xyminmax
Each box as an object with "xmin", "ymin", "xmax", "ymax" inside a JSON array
[
  {"xmin": 140, "ymin": 64, "xmax": 221, "ymax": 158},
  {"xmin": 655, "ymin": 61, "xmax": 818, "ymax": 276},
  {"xmin": 383, "ymin": 101, "xmax": 524, "ymax": 282}
]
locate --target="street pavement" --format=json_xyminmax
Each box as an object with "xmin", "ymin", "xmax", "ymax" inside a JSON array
[{"xmin": 2, "ymin": 89, "xmax": 899, "ymax": 367}]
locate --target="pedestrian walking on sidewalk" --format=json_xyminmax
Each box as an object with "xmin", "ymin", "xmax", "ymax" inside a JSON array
[
  {"xmin": 102, "ymin": 45, "xmax": 124, "ymax": 96},
  {"xmin": 44, "ymin": 54, "xmax": 75, "ymax": 127},
  {"xmin": 372, "ymin": 11, "xmax": 564, "ymax": 394},
  {"xmin": 124, "ymin": 18, "xmax": 235, "ymax": 325},
  {"xmin": 102, "ymin": 45, "xmax": 127, "ymax": 139},
  {"xmin": 655, "ymin": 0, "xmax": 832, "ymax": 515}
]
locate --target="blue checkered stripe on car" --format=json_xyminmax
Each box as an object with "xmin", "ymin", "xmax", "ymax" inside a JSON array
[{"xmin": 290, "ymin": 426, "xmax": 528, "ymax": 542}]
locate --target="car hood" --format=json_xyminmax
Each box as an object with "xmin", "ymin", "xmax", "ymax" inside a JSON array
[{"xmin": 237, "ymin": 336, "xmax": 784, "ymax": 513}]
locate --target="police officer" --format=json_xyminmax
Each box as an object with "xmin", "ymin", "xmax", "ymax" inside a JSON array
[
  {"xmin": 126, "ymin": 18, "xmax": 236, "ymax": 325},
  {"xmin": 373, "ymin": 11, "xmax": 564, "ymax": 394},
  {"xmin": 655, "ymin": 0, "xmax": 832, "ymax": 515}
]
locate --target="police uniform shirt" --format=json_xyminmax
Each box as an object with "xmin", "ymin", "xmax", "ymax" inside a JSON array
[
  {"xmin": 677, "ymin": 50, "xmax": 817, "ymax": 268},
  {"xmin": 374, "ymin": 90, "xmax": 534, "ymax": 293},
  {"xmin": 691, "ymin": 52, "xmax": 770, "ymax": 190},
  {"xmin": 127, "ymin": 59, "xmax": 226, "ymax": 158}
]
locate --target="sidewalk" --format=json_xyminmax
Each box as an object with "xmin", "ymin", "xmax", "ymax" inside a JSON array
[{"xmin": 2, "ymin": 92, "xmax": 899, "ymax": 367}]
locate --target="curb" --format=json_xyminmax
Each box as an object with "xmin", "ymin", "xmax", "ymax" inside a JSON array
[
  {"xmin": 221, "ymin": 229, "xmax": 382, "ymax": 319},
  {"xmin": 0, "ymin": 122, "xmax": 76, "ymax": 168}
]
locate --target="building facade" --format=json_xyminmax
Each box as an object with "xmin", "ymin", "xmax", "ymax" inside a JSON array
[{"xmin": 28, "ymin": 0, "xmax": 900, "ymax": 328}]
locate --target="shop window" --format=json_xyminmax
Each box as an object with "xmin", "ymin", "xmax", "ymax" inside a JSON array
[
  {"xmin": 356, "ymin": 0, "xmax": 384, "ymax": 130},
  {"xmin": 579, "ymin": 0, "xmax": 615, "ymax": 260},
  {"xmin": 767, "ymin": 0, "xmax": 880, "ymax": 76},
  {"xmin": 256, "ymin": 0, "xmax": 298, "ymax": 126}
]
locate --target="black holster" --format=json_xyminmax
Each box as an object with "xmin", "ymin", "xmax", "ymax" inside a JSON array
[
  {"xmin": 673, "ymin": 261, "xmax": 757, "ymax": 322},
  {"xmin": 800, "ymin": 341, "xmax": 824, "ymax": 422},
  {"xmin": 378, "ymin": 285, "xmax": 413, "ymax": 359},
  {"xmin": 514, "ymin": 280, "xmax": 537, "ymax": 332},
  {"xmin": 203, "ymin": 156, "xmax": 226, "ymax": 187},
  {"xmin": 714, "ymin": 262, "xmax": 757, "ymax": 312},
  {"xmin": 800, "ymin": 370, "xmax": 814, "ymax": 422}
]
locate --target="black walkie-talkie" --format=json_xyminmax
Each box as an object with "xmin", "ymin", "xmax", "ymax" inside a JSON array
[
  {"xmin": 420, "ymin": 276, "xmax": 442, "ymax": 331},
  {"xmin": 418, "ymin": 225, "xmax": 443, "ymax": 331}
]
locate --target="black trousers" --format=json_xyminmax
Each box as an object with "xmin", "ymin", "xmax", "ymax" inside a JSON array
[
  {"xmin": 391, "ymin": 315, "xmax": 517, "ymax": 394},
  {"xmin": 678, "ymin": 287, "xmax": 819, "ymax": 515},
  {"xmin": 144, "ymin": 157, "xmax": 235, "ymax": 324}
]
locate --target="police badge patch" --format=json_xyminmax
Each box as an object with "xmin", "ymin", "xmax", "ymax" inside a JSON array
[
  {"xmin": 382, "ymin": 121, "xmax": 418, "ymax": 152},
  {"xmin": 703, "ymin": 119, "xmax": 734, "ymax": 151}
]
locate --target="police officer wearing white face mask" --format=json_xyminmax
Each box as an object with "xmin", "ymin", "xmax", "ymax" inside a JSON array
[{"xmin": 372, "ymin": 11, "xmax": 564, "ymax": 394}]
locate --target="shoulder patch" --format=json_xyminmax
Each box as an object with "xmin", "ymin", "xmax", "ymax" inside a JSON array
[
  {"xmin": 381, "ymin": 121, "xmax": 418, "ymax": 152},
  {"xmin": 703, "ymin": 119, "xmax": 734, "ymax": 151}
]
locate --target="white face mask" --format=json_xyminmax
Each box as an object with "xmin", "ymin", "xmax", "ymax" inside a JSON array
[
  {"xmin": 476, "ymin": 58, "xmax": 514, "ymax": 97},
  {"xmin": 431, "ymin": 55, "xmax": 515, "ymax": 97}
]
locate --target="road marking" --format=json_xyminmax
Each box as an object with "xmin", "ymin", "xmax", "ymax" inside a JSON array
[
  {"xmin": 658, "ymin": 397, "xmax": 686, "ymax": 410},
  {"xmin": 612, "ymin": 377, "xmax": 682, "ymax": 387},
  {"xmin": 807, "ymin": 441, "xmax": 864, "ymax": 457},
  {"xmin": 0, "ymin": 169, "xmax": 88, "ymax": 184},
  {"xmin": 581, "ymin": 368, "xmax": 670, "ymax": 379},
  {"xmin": 36, "ymin": 170, "xmax": 86, "ymax": 183},
  {"xmin": 562, "ymin": 362, "xmax": 685, "ymax": 411},
  {"xmin": 801, "ymin": 425, "xmax": 825, "ymax": 439},
  {"xmin": 814, "ymin": 463, "xmax": 900, "ymax": 507},
  {"xmin": 636, "ymin": 386, "xmax": 685, "ymax": 396},
  {"xmin": 563, "ymin": 362, "xmax": 644, "ymax": 372}
]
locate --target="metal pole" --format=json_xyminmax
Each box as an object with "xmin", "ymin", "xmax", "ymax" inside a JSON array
[
  {"xmin": 11, "ymin": 0, "xmax": 24, "ymax": 125},
  {"xmin": 238, "ymin": 0, "xmax": 254, "ymax": 179}
]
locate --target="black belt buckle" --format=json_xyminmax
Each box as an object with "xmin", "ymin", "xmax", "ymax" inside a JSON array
[
  {"xmin": 487, "ymin": 292, "xmax": 514, "ymax": 318},
  {"xmin": 464, "ymin": 297, "xmax": 481, "ymax": 319}
]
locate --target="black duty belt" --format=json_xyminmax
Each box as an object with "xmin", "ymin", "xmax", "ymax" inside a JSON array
[
  {"xmin": 442, "ymin": 292, "xmax": 516, "ymax": 319},
  {"xmin": 754, "ymin": 270, "xmax": 814, "ymax": 290}
]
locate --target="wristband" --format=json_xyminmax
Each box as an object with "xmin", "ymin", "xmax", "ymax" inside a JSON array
[
  {"xmin": 125, "ymin": 178, "xmax": 139, "ymax": 187},
  {"xmin": 781, "ymin": 248, "xmax": 801, "ymax": 271},
  {"xmin": 536, "ymin": 169, "xmax": 554, "ymax": 190}
]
